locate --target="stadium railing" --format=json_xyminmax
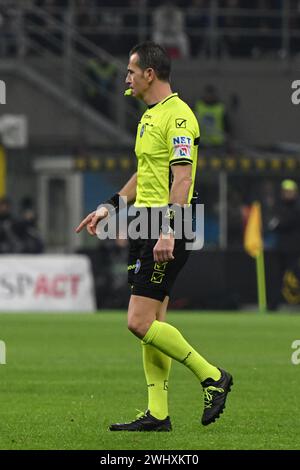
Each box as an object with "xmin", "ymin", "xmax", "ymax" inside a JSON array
[{"xmin": 0, "ymin": 1, "xmax": 299, "ymax": 59}]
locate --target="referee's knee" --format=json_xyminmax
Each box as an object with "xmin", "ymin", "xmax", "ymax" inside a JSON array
[
  {"xmin": 127, "ymin": 317, "xmax": 153, "ymax": 339},
  {"xmin": 127, "ymin": 318, "xmax": 144, "ymax": 338}
]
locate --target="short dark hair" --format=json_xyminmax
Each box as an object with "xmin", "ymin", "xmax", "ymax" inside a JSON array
[{"xmin": 129, "ymin": 42, "xmax": 171, "ymax": 82}]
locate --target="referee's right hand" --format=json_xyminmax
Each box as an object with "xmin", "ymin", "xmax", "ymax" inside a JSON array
[{"xmin": 75, "ymin": 206, "xmax": 109, "ymax": 236}]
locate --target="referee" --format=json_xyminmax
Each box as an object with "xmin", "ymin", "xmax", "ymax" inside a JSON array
[{"xmin": 76, "ymin": 42, "xmax": 233, "ymax": 431}]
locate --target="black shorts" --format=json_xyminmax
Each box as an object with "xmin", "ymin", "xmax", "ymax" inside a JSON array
[{"xmin": 128, "ymin": 237, "xmax": 191, "ymax": 302}]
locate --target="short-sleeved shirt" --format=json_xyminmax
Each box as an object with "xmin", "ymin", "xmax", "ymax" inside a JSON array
[{"xmin": 134, "ymin": 93, "xmax": 200, "ymax": 207}]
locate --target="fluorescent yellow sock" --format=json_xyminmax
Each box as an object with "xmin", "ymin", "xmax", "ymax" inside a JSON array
[
  {"xmin": 142, "ymin": 342, "xmax": 171, "ymax": 420},
  {"xmin": 143, "ymin": 320, "xmax": 220, "ymax": 383}
]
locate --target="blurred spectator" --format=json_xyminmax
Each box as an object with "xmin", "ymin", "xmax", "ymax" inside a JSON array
[
  {"xmin": 84, "ymin": 57, "xmax": 117, "ymax": 117},
  {"xmin": 220, "ymin": 0, "xmax": 244, "ymax": 57},
  {"xmin": 0, "ymin": 197, "xmax": 21, "ymax": 253},
  {"xmin": 152, "ymin": 0, "xmax": 190, "ymax": 58},
  {"xmin": 14, "ymin": 196, "xmax": 44, "ymax": 253},
  {"xmin": 268, "ymin": 180, "xmax": 300, "ymax": 255},
  {"xmin": 42, "ymin": 0, "xmax": 64, "ymax": 54},
  {"xmin": 186, "ymin": 0, "xmax": 210, "ymax": 57},
  {"xmin": 220, "ymin": 0, "xmax": 260, "ymax": 57},
  {"xmin": 96, "ymin": 2, "xmax": 124, "ymax": 55},
  {"xmin": 0, "ymin": 2, "xmax": 19, "ymax": 57},
  {"xmin": 268, "ymin": 179, "xmax": 300, "ymax": 308},
  {"xmin": 281, "ymin": 256, "xmax": 300, "ymax": 305},
  {"xmin": 74, "ymin": 0, "xmax": 94, "ymax": 29},
  {"xmin": 227, "ymin": 189, "xmax": 244, "ymax": 248},
  {"xmin": 258, "ymin": 180, "xmax": 278, "ymax": 249},
  {"xmin": 194, "ymin": 85, "xmax": 232, "ymax": 150},
  {"xmin": 0, "ymin": 9, "xmax": 10, "ymax": 56},
  {"xmin": 289, "ymin": 0, "xmax": 300, "ymax": 55}
]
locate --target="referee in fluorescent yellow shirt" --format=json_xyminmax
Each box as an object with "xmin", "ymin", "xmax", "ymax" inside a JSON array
[{"xmin": 76, "ymin": 42, "xmax": 233, "ymax": 431}]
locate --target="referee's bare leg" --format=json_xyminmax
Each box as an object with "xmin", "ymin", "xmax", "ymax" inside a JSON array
[
  {"xmin": 127, "ymin": 293, "xmax": 233, "ymax": 426},
  {"xmin": 110, "ymin": 295, "xmax": 173, "ymax": 431}
]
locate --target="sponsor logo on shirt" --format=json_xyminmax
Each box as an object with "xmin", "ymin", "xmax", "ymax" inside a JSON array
[
  {"xmin": 172, "ymin": 136, "xmax": 192, "ymax": 157},
  {"xmin": 140, "ymin": 124, "xmax": 145, "ymax": 137},
  {"xmin": 176, "ymin": 118, "xmax": 187, "ymax": 128}
]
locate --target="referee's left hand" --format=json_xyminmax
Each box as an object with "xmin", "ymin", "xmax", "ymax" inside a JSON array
[{"xmin": 153, "ymin": 234, "xmax": 175, "ymax": 263}]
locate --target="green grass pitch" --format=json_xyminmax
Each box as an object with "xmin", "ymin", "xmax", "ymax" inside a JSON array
[{"xmin": 0, "ymin": 311, "xmax": 299, "ymax": 450}]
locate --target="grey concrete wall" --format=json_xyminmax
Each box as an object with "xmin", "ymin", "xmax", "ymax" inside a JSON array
[
  {"xmin": 1, "ymin": 59, "xmax": 300, "ymax": 146},
  {"xmin": 0, "ymin": 71, "xmax": 112, "ymax": 147},
  {"xmin": 172, "ymin": 59, "xmax": 300, "ymax": 145}
]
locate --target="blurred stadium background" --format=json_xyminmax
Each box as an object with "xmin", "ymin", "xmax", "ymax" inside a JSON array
[
  {"xmin": 1, "ymin": 0, "xmax": 300, "ymax": 452},
  {"xmin": 1, "ymin": 0, "xmax": 300, "ymax": 311}
]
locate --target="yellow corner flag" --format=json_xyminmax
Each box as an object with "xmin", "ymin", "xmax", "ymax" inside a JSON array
[
  {"xmin": 244, "ymin": 202, "xmax": 267, "ymax": 312},
  {"xmin": 244, "ymin": 202, "xmax": 263, "ymax": 258}
]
